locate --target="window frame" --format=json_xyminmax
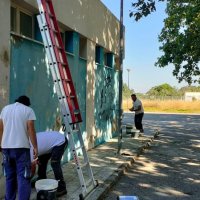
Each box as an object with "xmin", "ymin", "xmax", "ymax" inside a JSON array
[{"xmin": 11, "ymin": 3, "xmax": 34, "ymax": 39}]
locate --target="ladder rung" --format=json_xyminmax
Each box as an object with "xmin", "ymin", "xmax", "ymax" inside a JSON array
[
  {"xmin": 49, "ymin": 27, "xmax": 58, "ymax": 34},
  {"xmin": 48, "ymin": 13, "xmax": 54, "ymax": 18},
  {"xmin": 74, "ymin": 109, "xmax": 80, "ymax": 115},
  {"xmin": 72, "ymin": 130, "xmax": 79, "ymax": 134},
  {"xmin": 58, "ymin": 62, "xmax": 67, "ymax": 66},
  {"xmin": 70, "ymin": 95, "xmax": 75, "ymax": 99},
  {"xmin": 56, "ymin": 46, "xmax": 63, "ymax": 51},
  {"xmin": 81, "ymin": 162, "xmax": 89, "ymax": 168},
  {"xmin": 85, "ymin": 178, "xmax": 94, "ymax": 187},
  {"xmin": 64, "ymin": 79, "xmax": 71, "ymax": 83},
  {"xmin": 75, "ymin": 145, "xmax": 84, "ymax": 151},
  {"xmin": 42, "ymin": 24, "xmax": 58, "ymax": 33}
]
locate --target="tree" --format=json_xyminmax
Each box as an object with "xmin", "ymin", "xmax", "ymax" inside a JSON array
[
  {"xmin": 130, "ymin": 0, "xmax": 165, "ymax": 21},
  {"xmin": 156, "ymin": 1, "xmax": 200, "ymax": 84},
  {"xmin": 130, "ymin": 1, "xmax": 200, "ymax": 84},
  {"xmin": 146, "ymin": 83, "xmax": 177, "ymax": 97},
  {"xmin": 123, "ymin": 83, "xmax": 134, "ymax": 98}
]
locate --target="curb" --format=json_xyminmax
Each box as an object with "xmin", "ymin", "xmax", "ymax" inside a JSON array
[{"xmin": 86, "ymin": 133, "xmax": 158, "ymax": 200}]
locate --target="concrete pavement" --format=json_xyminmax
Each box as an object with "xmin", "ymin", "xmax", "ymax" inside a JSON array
[{"xmin": 30, "ymin": 127, "xmax": 157, "ymax": 200}]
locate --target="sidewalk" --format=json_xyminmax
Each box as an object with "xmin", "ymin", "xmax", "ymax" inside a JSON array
[{"xmin": 30, "ymin": 130, "xmax": 156, "ymax": 200}]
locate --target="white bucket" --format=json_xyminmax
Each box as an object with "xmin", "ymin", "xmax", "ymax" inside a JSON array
[{"xmin": 35, "ymin": 179, "xmax": 58, "ymax": 200}]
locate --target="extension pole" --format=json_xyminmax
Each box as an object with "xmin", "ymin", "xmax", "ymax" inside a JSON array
[{"xmin": 117, "ymin": 0, "xmax": 124, "ymax": 154}]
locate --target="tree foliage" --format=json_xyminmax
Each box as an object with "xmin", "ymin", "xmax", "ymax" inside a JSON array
[
  {"xmin": 130, "ymin": 0, "xmax": 165, "ymax": 21},
  {"xmin": 122, "ymin": 83, "xmax": 134, "ymax": 98},
  {"xmin": 130, "ymin": 0, "xmax": 200, "ymax": 84},
  {"xmin": 146, "ymin": 83, "xmax": 177, "ymax": 96},
  {"xmin": 156, "ymin": 1, "xmax": 200, "ymax": 84}
]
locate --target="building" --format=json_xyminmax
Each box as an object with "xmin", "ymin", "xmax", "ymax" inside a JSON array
[
  {"xmin": 0, "ymin": 1, "xmax": 122, "ymax": 195},
  {"xmin": 0, "ymin": 0, "xmax": 121, "ymax": 150},
  {"xmin": 185, "ymin": 92, "xmax": 200, "ymax": 101}
]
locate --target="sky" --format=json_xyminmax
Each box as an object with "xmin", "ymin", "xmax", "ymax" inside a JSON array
[{"xmin": 101, "ymin": 0, "xmax": 188, "ymax": 93}]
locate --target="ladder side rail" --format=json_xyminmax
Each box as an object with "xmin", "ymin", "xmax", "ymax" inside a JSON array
[
  {"xmin": 76, "ymin": 126, "xmax": 96, "ymax": 186},
  {"xmin": 37, "ymin": 14, "xmax": 73, "ymax": 123},
  {"xmin": 38, "ymin": 13, "xmax": 89, "ymax": 195},
  {"xmin": 37, "ymin": 12, "xmax": 87, "ymax": 194},
  {"xmin": 65, "ymin": 127, "xmax": 88, "ymax": 195},
  {"xmin": 41, "ymin": 0, "xmax": 82, "ymax": 123},
  {"xmin": 46, "ymin": 4, "xmax": 81, "ymax": 119},
  {"xmin": 39, "ymin": 0, "xmax": 76, "ymax": 121},
  {"xmin": 38, "ymin": 0, "xmax": 76, "ymax": 122},
  {"xmin": 37, "ymin": 1, "xmax": 97, "ymax": 198},
  {"xmin": 45, "ymin": 0, "xmax": 75, "ymax": 84}
]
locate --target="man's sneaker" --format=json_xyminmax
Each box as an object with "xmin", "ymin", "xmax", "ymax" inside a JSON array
[{"xmin": 56, "ymin": 189, "xmax": 67, "ymax": 197}]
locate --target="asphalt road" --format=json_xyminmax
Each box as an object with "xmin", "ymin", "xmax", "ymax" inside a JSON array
[{"xmin": 103, "ymin": 113, "xmax": 200, "ymax": 200}]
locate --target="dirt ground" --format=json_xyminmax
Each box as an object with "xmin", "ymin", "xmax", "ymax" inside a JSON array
[{"xmin": 103, "ymin": 113, "xmax": 200, "ymax": 200}]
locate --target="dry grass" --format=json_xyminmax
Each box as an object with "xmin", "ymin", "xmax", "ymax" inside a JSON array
[{"xmin": 123, "ymin": 99, "xmax": 200, "ymax": 113}]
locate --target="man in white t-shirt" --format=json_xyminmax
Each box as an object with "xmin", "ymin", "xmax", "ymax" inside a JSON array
[
  {"xmin": 0, "ymin": 95, "xmax": 38, "ymax": 200},
  {"xmin": 129, "ymin": 94, "xmax": 144, "ymax": 133},
  {"xmin": 31, "ymin": 131, "xmax": 68, "ymax": 197}
]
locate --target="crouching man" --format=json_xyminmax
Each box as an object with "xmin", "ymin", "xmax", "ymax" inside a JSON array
[{"xmin": 31, "ymin": 131, "xmax": 68, "ymax": 197}]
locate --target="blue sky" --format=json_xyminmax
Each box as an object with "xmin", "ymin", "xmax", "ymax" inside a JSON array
[{"xmin": 101, "ymin": 0, "xmax": 188, "ymax": 93}]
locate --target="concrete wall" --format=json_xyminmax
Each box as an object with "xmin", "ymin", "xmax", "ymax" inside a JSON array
[
  {"xmin": 94, "ymin": 64, "xmax": 119, "ymax": 145},
  {"xmin": 0, "ymin": 0, "xmax": 120, "ymax": 146},
  {"xmin": 0, "ymin": 0, "xmax": 120, "ymax": 197},
  {"xmin": 0, "ymin": 0, "xmax": 10, "ymax": 193},
  {"xmin": 22, "ymin": 0, "xmax": 120, "ymax": 54},
  {"xmin": 10, "ymin": 34, "xmax": 87, "ymax": 135},
  {"xmin": 86, "ymin": 40, "xmax": 96, "ymax": 149},
  {"xmin": 0, "ymin": 0, "xmax": 10, "ymax": 108},
  {"xmin": 8, "ymin": 0, "xmax": 121, "ymax": 149}
]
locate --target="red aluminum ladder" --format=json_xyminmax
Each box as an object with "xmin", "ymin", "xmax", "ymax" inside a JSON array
[
  {"xmin": 36, "ymin": 0, "xmax": 98, "ymax": 199},
  {"xmin": 38, "ymin": 0, "xmax": 81, "ymax": 124}
]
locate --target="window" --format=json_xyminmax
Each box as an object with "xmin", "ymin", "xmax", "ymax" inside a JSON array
[
  {"xmin": 79, "ymin": 36, "xmax": 87, "ymax": 59},
  {"xmin": 11, "ymin": 7, "xmax": 17, "ymax": 32},
  {"xmin": 20, "ymin": 12, "xmax": 33, "ymax": 38},
  {"xmin": 10, "ymin": 6, "xmax": 34, "ymax": 39},
  {"xmin": 104, "ymin": 52, "xmax": 114, "ymax": 68},
  {"xmin": 95, "ymin": 46, "xmax": 101, "ymax": 64},
  {"xmin": 65, "ymin": 31, "xmax": 74, "ymax": 53},
  {"xmin": 106, "ymin": 53, "xmax": 114, "ymax": 68}
]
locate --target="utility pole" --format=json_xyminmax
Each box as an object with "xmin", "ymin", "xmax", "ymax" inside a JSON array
[
  {"xmin": 126, "ymin": 68, "xmax": 131, "ymax": 110},
  {"xmin": 117, "ymin": 0, "xmax": 124, "ymax": 154},
  {"xmin": 127, "ymin": 68, "xmax": 130, "ymax": 89}
]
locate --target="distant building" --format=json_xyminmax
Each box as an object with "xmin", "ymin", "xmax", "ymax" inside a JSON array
[{"xmin": 185, "ymin": 92, "xmax": 200, "ymax": 101}]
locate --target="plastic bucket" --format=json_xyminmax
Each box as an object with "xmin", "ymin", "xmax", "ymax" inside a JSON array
[{"xmin": 35, "ymin": 179, "xmax": 58, "ymax": 200}]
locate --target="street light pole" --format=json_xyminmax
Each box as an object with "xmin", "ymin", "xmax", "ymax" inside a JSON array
[
  {"xmin": 127, "ymin": 68, "xmax": 130, "ymax": 89},
  {"xmin": 117, "ymin": 0, "xmax": 124, "ymax": 154}
]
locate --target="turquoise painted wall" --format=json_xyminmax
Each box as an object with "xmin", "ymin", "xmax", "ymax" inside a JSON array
[
  {"xmin": 94, "ymin": 64, "xmax": 119, "ymax": 146},
  {"xmin": 10, "ymin": 34, "xmax": 59, "ymax": 131},
  {"xmin": 10, "ymin": 32, "xmax": 119, "ymax": 156},
  {"xmin": 10, "ymin": 33, "xmax": 86, "ymax": 161}
]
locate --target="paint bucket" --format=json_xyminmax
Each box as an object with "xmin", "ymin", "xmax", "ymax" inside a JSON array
[
  {"xmin": 131, "ymin": 130, "xmax": 140, "ymax": 138},
  {"xmin": 126, "ymin": 124, "xmax": 135, "ymax": 135},
  {"xmin": 35, "ymin": 179, "xmax": 58, "ymax": 200}
]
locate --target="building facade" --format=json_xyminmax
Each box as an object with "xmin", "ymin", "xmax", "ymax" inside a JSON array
[
  {"xmin": 0, "ymin": 0, "xmax": 121, "ymax": 152},
  {"xmin": 185, "ymin": 92, "xmax": 200, "ymax": 101}
]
